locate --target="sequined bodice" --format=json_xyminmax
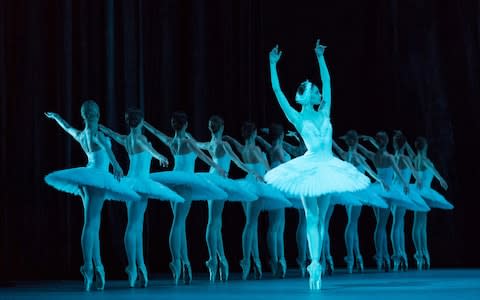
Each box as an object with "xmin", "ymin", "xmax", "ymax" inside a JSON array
[{"xmin": 298, "ymin": 118, "xmax": 332, "ymax": 156}]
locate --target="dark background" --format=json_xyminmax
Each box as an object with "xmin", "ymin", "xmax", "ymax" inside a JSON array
[{"xmin": 1, "ymin": 0, "xmax": 479, "ymax": 280}]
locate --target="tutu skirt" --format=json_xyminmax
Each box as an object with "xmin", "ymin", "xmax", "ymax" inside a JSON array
[
  {"xmin": 411, "ymin": 185, "xmax": 453, "ymax": 210},
  {"xmin": 370, "ymin": 183, "xmax": 430, "ymax": 211},
  {"xmin": 240, "ymin": 176, "xmax": 292, "ymax": 210},
  {"xmin": 197, "ymin": 173, "xmax": 257, "ymax": 202},
  {"xmin": 331, "ymin": 186, "xmax": 388, "ymax": 208},
  {"xmin": 265, "ymin": 152, "xmax": 370, "ymax": 198},
  {"xmin": 123, "ymin": 176, "xmax": 184, "ymax": 202},
  {"xmin": 45, "ymin": 167, "xmax": 140, "ymax": 202},
  {"xmin": 150, "ymin": 171, "xmax": 227, "ymax": 201}
]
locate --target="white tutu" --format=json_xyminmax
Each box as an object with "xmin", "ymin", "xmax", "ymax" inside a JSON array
[
  {"xmin": 265, "ymin": 152, "xmax": 370, "ymax": 197},
  {"xmin": 123, "ymin": 177, "xmax": 184, "ymax": 202},
  {"xmin": 240, "ymin": 176, "xmax": 292, "ymax": 211},
  {"xmin": 45, "ymin": 167, "xmax": 140, "ymax": 202},
  {"xmin": 287, "ymin": 197, "xmax": 304, "ymax": 209},
  {"xmin": 150, "ymin": 171, "xmax": 227, "ymax": 201},
  {"xmin": 197, "ymin": 173, "xmax": 258, "ymax": 202},
  {"xmin": 331, "ymin": 186, "xmax": 388, "ymax": 208},
  {"xmin": 411, "ymin": 185, "xmax": 453, "ymax": 210},
  {"xmin": 370, "ymin": 182, "xmax": 429, "ymax": 211}
]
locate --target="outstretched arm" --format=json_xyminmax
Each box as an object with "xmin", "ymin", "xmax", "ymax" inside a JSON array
[
  {"xmin": 357, "ymin": 143, "xmax": 375, "ymax": 162},
  {"xmin": 332, "ymin": 140, "xmax": 346, "ymax": 160},
  {"xmin": 315, "ymin": 40, "xmax": 331, "ymax": 115},
  {"xmin": 223, "ymin": 135, "xmax": 244, "ymax": 154},
  {"xmin": 44, "ymin": 112, "xmax": 81, "ymax": 140},
  {"xmin": 255, "ymin": 135, "xmax": 272, "ymax": 150},
  {"xmin": 359, "ymin": 135, "xmax": 379, "ymax": 149},
  {"xmin": 144, "ymin": 121, "xmax": 172, "ymax": 147},
  {"xmin": 269, "ymin": 45, "xmax": 300, "ymax": 125},
  {"xmin": 185, "ymin": 132, "xmax": 210, "ymax": 150},
  {"xmin": 96, "ymin": 133, "xmax": 124, "ymax": 180},
  {"xmin": 404, "ymin": 142, "xmax": 416, "ymax": 160},
  {"xmin": 186, "ymin": 139, "xmax": 226, "ymax": 176},
  {"xmin": 402, "ymin": 156, "xmax": 422, "ymax": 188},
  {"xmin": 425, "ymin": 158, "xmax": 448, "ymax": 190},
  {"xmin": 138, "ymin": 136, "xmax": 169, "ymax": 168},
  {"xmin": 254, "ymin": 146, "xmax": 271, "ymax": 171},
  {"xmin": 99, "ymin": 124, "xmax": 127, "ymax": 146},
  {"xmin": 389, "ymin": 155, "xmax": 410, "ymax": 193},
  {"xmin": 223, "ymin": 142, "xmax": 253, "ymax": 174}
]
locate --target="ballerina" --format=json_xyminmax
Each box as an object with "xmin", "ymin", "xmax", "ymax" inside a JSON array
[
  {"xmin": 188, "ymin": 115, "xmax": 258, "ymax": 283},
  {"xmin": 389, "ymin": 131, "xmax": 430, "ymax": 271},
  {"xmin": 408, "ymin": 137, "xmax": 452, "ymax": 269},
  {"xmin": 144, "ymin": 111, "xmax": 227, "ymax": 285},
  {"xmin": 99, "ymin": 108, "xmax": 184, "ymax": 288},
  {"xmin": 332, "ymin": 130, "xmax": 389, "ymax": 273},
  {"xmin": 266, "ymin": 41, "xmax": 370, "ymax": 290},
  {"xmin": 44, "ymin": 100, "xmax": 140, "ymax": 291},
  {"xmin": 256, "ymin": 123, "xmax": 305, "ymax": 278},
  {"xmin": 357, "ymin": 131, "xmax": 418, "ymax": 271},
  {"xmin": 224, "ymin": 122, "xmax": 291, "ymax": 280}
]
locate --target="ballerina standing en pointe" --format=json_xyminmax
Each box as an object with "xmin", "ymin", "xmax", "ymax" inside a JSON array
[
  {"xmin": 266, "ymin": 41, "xmax": 370, "ymax": 290},
  {"xmin": 224, "ymin": 122, "xmax": 291, "ymax": 280},
  {"xmin": 143, "ymin": 112, "xmax": 227, "ymax": 285},
  {"xmin": 188, "ymin": 115, "xmax": 258, "ymax": 283},
  {"xmin": 99, "ymin": 108, "xmax": 184, "ymax": 288},
  {"xmin": 331, "ymin": 130, "xmax": 389, "ymax": 273},
  {"xmin": 44, "ymin": 100, "xmax": 140, "ymax": 291},
  {"xmin": 408, "ymin": 137, "xmax": 452, "ymax": 270}
]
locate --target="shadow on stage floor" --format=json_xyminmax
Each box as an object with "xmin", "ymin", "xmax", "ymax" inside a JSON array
[{"xmin": 1, "ymin": 269, "xmax": 479, "ymax": 299}]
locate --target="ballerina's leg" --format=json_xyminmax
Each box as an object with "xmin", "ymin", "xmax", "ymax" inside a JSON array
[
  {"xmin": 302, "ymin": 195, "xmax": 330, "ymax": 290},
  {"xmin": 296, "ymin": 208, "xmax": 308, "ymax": 275},
  {"xmin": 267, "ymin": 209, "xmax": 282, "ymax": 272},
  {"xmin": 80, "ymin": 187, "xmax": 105, "ymax": 290}
]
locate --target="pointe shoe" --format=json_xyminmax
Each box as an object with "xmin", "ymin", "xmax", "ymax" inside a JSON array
[
  {"xmin": 125, "ymin": 265, "xmax": 137, "ymax": 288},
  {"xmin": 205, "ymin": 258, "xmax": 218, "ymax": 283},
  {"xmin": 182, "ymin": 261, "xmax": 193, "ymax": 285},
  {"xmin": 240, "ymin": 258, "xmax": 250, "ymax": 280},
  {"xmin": 414, "ymin": 253, "xmax": 424, "ymax": 270},
  {"xmin": 218, "ymin": 256, "xmax": 229, "ymax": 282},
  {"xmin": 392, "ymin": 255, "xmax": 400, "ymax": 272},
  {"xmin": 253, "ymin": 257, "xmax": 262, "ymax": 280},
  {"xmin": 138, "ymin": 264, "xmax": 148, "ymax": 288},
  {"xmin": 356, "ymin": 256, "xmax": 364, "ymax": 273},
  {"xmin": 374, "ymin": 255, "xmax": 383, "ymax": 272},
  {"xmin": 278, "ymin": 257, "xmax": 287, "ymax": 278},
  {"xmin": 94, "ymin": 265, "xmax": 105, "ymax": 290},
  {"xmin": 424, "ymin": 253, "xmax": 431, "ymax": 270},
  {"xmin": 80, "ymin": 265, "xmax": 94, "ymax": 291},
  {"xmin": 401, "ymin": 254, "xmax": 408, "ymax": 271},
  {"xmin": 384, "ymin": 257, "xmax": 391, "ymax": 272},
  {"xmin": 296, "ymin": 257, "xmax": 307, "ymax": 278},
  {"xmin": 307, "ymin": 261, "xmax": 322, "ymax": 290},
  {"xmin": 344, "ymin": 256, "xmax": 354, "ymax": 274},
  {"xmin": 326, "ymin": 255, "xmax": 334, "ymax": 275},
  {"xmin": 169, "ymin": 259, "xmax": 181, "ymax": 285},
  {"xmin": 269, "ymin": 259, "xmax": 278, "ymax": 277}
]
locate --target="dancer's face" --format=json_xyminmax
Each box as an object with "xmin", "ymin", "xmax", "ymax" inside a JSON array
[{"xmin": 81, "ymin": 104, "xmax": 100, "ymax": 123}]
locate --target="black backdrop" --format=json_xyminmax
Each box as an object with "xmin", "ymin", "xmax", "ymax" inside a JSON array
[{"xmin": 1, "ymin": 0, "xmax": 479, "ymax": 280}]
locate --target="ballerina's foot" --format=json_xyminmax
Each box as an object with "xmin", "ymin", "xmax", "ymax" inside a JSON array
[
  {"xmin": 240, "ymin": 259, "xmax": 250, "ymax": 280},
  {"xmin": 279, "ymin": 257, "xmax": 287, "ymax": 278},
  {"xmin": 125, "ymin": 266, "xmax": 138, "ymax": 288},
  {"xmin": 169, "ymin": 260, "xmax": 181, "ymax": 285},
  {"xmin": 253, "ymin": 258, "xmax": 262, "ymax": 280},
  {"xmin": 219, "ymin": 256, "xmax": 229, "ymax": 282},
  {"xmin": 138, "ymin": 264, "xmax": 148, "ymax": 288},
  {"xmin": 296, "ymin": 257, "xmax": 307, "ymax": 278},
  {"xmin": 205, "ymin": 258, "xmax": 218, "ymax": 283},
  {"xmin": 94, "ymin": 265, "xmax": 105, "ymax": 290},
  {"xmin": 307, "ymin": 261, "xmax": 322, "ymax": 290},
  {"xmin": 80, "ymin": 265, "xmax": 94, "ymax": 292},
  {"xmin": 183, "ymin": 262, "xmax": 193, "ymax": 285}
]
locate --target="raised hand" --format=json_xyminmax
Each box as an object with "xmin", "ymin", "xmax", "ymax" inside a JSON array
[
  {"xmin": 44, "ymin": 112, "xmax": 59, "ymax": 119},
  {"xmin": 113, "ymin": 165, "xmax": 124, "ymax": 181},
  {"xmin": 440, "ymin": 179, "xmax": 448, "ymax": 190},
  {"xmin": 314, "ymin": 39, "xmax": 327, "ymax": 58},
  {"xmin": 158, "ymin": 156, "xmax": 169, "ymax": 168},
  {"xmin": 269, "ymin": 45, "xmax": 282, "ymax": 65}
]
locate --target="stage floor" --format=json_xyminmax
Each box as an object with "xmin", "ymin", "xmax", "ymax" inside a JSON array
[{"xmin": 1, "ymin": 269, "xmax": 479, "ymax": 300}]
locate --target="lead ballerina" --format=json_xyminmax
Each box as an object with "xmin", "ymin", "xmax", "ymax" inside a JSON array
[{"xmin": 266, "ymin": 41, "xmax": 371, "ymax": 290}]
